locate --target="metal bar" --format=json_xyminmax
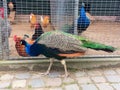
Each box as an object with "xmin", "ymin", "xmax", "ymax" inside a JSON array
[
  {"xmin": 74, "ymin": 0, "xmax": 79, "ymax": 35},
  {"xmin": 0, "ymin": 56, "xmax": 120, "ymax": 65},
  {"xmin": 0, "ymin": 17, "xmax": 3, "ymax": 59},
  {"xmin": 3, "ymin": 0, "xmax": 9, "ymax": 59}
]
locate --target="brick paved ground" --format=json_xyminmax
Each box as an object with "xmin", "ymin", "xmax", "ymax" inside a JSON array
[{"xmin": 0, "ymin": 66, "xmax": 120, "ymax": 90}]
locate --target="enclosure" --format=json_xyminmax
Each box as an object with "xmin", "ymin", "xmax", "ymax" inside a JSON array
[{"xmin": 0, "ymin": 0, "xmax": 120, "ymax": 61}]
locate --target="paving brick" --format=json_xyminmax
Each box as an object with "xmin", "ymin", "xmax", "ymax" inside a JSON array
[
  {"xmin": 33, "ymin": 88, "xmax": 51, "ymax": 90},
  {"xmin": 105, "ymin": 75, "xmax": 120, "ymax": 83},
  {"xmin": 111, "ymin": 83, "xmax": 120, "ymax": 90},
  {"xmin": 96, "ymin": 83, "xmax": 114, "ymax": 90},
  {"xmin": 12, "ymin": 80, "xmax": 26, "ymax": 88},
  {"xmin": 91, "ymin": 76, "xmax": 106, "ymax": 83},
  {"xmin": 48, "ymin": 72, "xmax": 61, "ymax": 78},
  {"xmin": 33, "ymin": 88, "xmax": 50, "ymax": 90},
  {"xmin": 65, "ymin": 84, "xmax": 79, "ymax": 90},
  {"xmin": 75, "ymin": 71, "xmax": 87, "ymax": 77},
  {"xmin": 0, "ymin": 81, "xmax": 11, "ymax": 89},
  {"xmin": 49, "ymin": 88, "xmax": 63, "ymax": 90},
  {"xmin": 87, "ymin": 70, "xmax": 102, "ymax": 76},
  {"xmin": 15, "ymin": 72, "xmax": 31, "ymax": 79},
  {"xmin": 28, "ymin": 78, "xmax": 45, "ymax": 88},
  {"xmin": 46, "ymin": 78, "xmax": 62, "ymax": 87},
  {"xmin": 80, "ymin": 84, "xmax": 98, "ymax": 90},
  {"xmin": 31, "ymin": 74, "xmax": 42, "ymax": 79},
  {"xmin": 0, "ymin": 74, "xmax": 14, "ymax": 81},
  {"xmin": 115, "ymin": 68, "xmax": 120, "ymax": 74},
  {"xmin": 63, "ymin": 77, "xmax": 75, "ymax": 84},
  {"xmin": 103, "ymin": 70, "xmax": 117, "ymax": 75},
  {"xmin": 77, "ymin": 77, "xmax": 92, "ymax": 84}
]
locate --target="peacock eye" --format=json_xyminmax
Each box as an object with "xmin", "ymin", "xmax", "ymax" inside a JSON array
[{"xmin": 20, "ymin": 41, "xmax": 23, "ymax": 45}]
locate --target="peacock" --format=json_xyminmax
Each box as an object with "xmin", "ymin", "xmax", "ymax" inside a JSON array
[
  {"xmin": 77, "ymin": 3, "xmax": 90, "ymax": 33},
  {"xmin": 21, "ymin": 31, "xmax": 116, "ymax": 77},
  {"xmin": 62, "ymin": 3, "xmax": 90, "ymax": 34}
]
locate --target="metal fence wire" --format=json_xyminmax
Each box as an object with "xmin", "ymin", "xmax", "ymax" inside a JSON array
[{"xmin": 0, "ymin": 0, "xmax": 120, "ymax": 60}]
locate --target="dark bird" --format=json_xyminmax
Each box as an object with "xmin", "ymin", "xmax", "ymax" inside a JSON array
[
  {"xmin": 8, "ymin": 1, "xmax": 16, "ymax": 12},
  {"xmin": 8, "ymin": 1, "xmax": 16, "ymax": 24},
  {"xmin": 20, "ymin": 31, "xmax": 116, "ymax": 77},
  {"xmin": 32, "ymin": 23, "xmax": 44, "ymax": 40}
]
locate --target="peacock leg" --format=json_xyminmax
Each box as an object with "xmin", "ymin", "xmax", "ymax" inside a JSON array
[
  {"xmin": 41, "ymin": 58, "xmax": 54, "ymax": 75},
  {"xmin": 60, "ymin": 60, "xmax": 69, "ymax": 77}
]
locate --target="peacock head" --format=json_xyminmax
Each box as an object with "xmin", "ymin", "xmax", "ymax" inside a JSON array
[
  {"xmin": 80, "ymin": 3, "xmax": 91, "ymax": 13},
  {"xmin": 20, "ymin": 40, "xmax": 27, "ymax": 46}
]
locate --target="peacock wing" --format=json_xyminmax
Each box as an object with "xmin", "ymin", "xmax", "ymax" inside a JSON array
[{"xmin": 36, "ymin": 31, "xmax": 87, "ymax": 53}]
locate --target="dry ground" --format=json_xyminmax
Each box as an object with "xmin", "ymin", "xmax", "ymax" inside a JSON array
[{"xmin": 9, "ymin": 21, "xmax": 120, "ymax": 58}]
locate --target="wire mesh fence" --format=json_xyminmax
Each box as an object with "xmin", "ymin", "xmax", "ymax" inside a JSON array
[{"xmin": 0, "ymin": 0, "xmax": 120, "ymax": 60}]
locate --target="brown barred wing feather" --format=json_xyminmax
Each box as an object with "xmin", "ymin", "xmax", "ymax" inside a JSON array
[{"xmin": 36, "ymin": 31, "xmax": 86, "ymax": 53}]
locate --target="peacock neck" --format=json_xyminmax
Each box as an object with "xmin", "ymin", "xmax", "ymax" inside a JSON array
[
  {"xmin": 25, "ymin": 43, "xmax": 31, "ymax": 55},
  {"xmin": 80, "ymin": 6, "xmax": 87, "ymax": 18}
]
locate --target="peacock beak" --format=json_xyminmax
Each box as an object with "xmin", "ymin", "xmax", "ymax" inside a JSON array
[{"xmin": 20, "ymin": 40, "xmax": 23, "ymax": 45}]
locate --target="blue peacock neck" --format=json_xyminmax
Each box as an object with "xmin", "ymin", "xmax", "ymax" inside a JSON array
[
  {"xmin": 25, "ymin": 43, "xmax": 31, "ymax": 55},
  {"xmin": 80, "ymin": 6, "xmax": 86, "ymax": 18}
]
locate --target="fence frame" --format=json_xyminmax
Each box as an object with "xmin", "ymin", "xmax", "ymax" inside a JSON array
[{"xmin": 0, "ymin": 0, "xmax": 120, "ymax": 63}]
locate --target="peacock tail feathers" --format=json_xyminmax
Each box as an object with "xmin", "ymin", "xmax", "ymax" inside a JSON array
[
  {"xmin": 65, "ymin": 32, "xmax": 116, "ymax": 52},
  {"xmin": 62, "ymin": 32, "xmax": 116, "ymax": 52},
  {"xmin": 80, "ymin": 40, "xmax": 116, "ymax": 52},
  {"xmin": 35, "ymin": 31, "xmax": 116, "ymax": 52}
]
